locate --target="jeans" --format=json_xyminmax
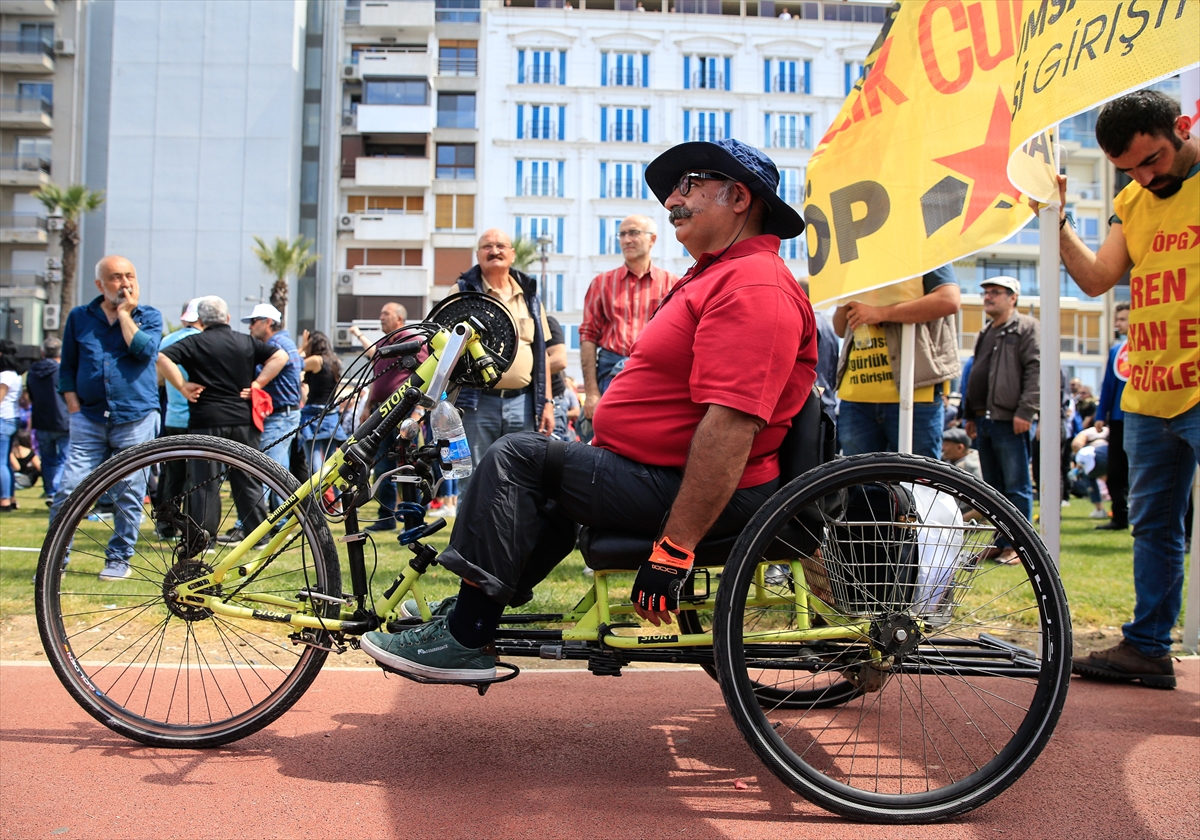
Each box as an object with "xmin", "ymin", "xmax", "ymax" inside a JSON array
[
  {"xmin": 371, "ymin": 426, "xmax": 399, "ymax": 525},
  {"xmin": 460, "ymin": 391, "xmax": 535, "ymax": 494},
  {"xmin": 550, "ymin": 393, "xmax": 575, "ymax": 442},
  {"xmin": 0, "ymin": 417, "xmax": 16, "ymax": 499},
  {"xmin": 974, "ymin": 417, "xmax": 1034, "ymax": 548},
  {"xmin": 837, "ymin": 399, "xmax": 945, "ymax": 460},
  {"xmin": 1123, "ymin": 404, "xmax": 1200, "ymax": 657},
  {"xmin": 261, "ymin": 409, "xmax": 301, "ymax": 508},
  {"xmin": 595, "ymin": 348, "xmax": 629, "ymax": 394},
  {"xmin": 50, "ymin": 412, "xmax": 160, "ymax": 563},
  {"xmin": 35, "ymin": 428, "xmax": 69, "ymax": 497}
]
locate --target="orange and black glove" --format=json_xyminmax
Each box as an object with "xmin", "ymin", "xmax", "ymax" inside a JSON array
[{"xmin": 631, "ymin": 536, "xmax": 695, "ymax": 613}]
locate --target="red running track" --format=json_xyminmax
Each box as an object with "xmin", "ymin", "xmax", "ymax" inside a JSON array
[{"xmin": 1, "ymin": 661, "xmax": 1197, "ymax": 839}]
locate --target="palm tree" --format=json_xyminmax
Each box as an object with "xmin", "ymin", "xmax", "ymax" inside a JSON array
[
  {"xmin": 32, "ymin": 184, "xmax": 105, "ymax": 335},
  {"xmin": 251, "ymin": 235, "xmax": 319, "ymax": 327},
  {"xmin": 510, "ymin": 236, "xmax": 539, "ymax": 273}
]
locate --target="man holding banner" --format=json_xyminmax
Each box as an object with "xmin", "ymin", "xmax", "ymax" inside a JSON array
[{"xmin": 1053, "ymin": 90, "xmax": 1198, "ymax": 691}]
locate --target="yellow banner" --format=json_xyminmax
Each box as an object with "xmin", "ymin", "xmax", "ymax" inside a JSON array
[
  {"xmin": 807, "ymin": 1, "xmax": 1049, "ymax": 306},
  {"xmin": 1008, "ymin": 0, "xmax": 1200, "ymax": 199}
]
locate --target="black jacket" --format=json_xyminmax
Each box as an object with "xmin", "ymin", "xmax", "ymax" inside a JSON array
[{"xmin": 26, "ymin": 358, "xmax": 69, "ymax": 432}]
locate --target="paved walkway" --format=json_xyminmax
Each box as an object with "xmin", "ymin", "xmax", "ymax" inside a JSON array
[{"xmin": 1, "ymin": 661, "xmax": 1197, "ymax": 839}]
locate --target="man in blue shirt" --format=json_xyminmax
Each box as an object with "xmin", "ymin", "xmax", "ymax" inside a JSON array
[
  {"xmin": 51, "ymin": 255, "xmax": 163, "ymax": 581},
  {"xmin": 243, "ymin": 303, "xmax": 303, "ymax": 480},
  {"xmin": 152, "ymin": 299, "xmax": 200, "ymax": 538}
]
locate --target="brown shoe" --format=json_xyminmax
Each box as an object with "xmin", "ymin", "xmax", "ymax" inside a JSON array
[{"xmin": 1073, "ymin": 640, "xmax": 1176, "ymax": 689}]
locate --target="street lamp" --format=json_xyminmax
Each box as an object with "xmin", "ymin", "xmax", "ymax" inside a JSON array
[{"xmin": 537, "ymin": 233, "xmax": 553, "ymax": 312}]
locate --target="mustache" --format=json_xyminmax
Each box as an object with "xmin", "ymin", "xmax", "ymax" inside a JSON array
[{"xmin": 668, "ymin": 206, "xmax": 694, "ymax": 223}]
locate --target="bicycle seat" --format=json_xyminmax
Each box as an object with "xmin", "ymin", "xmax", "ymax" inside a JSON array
[{"xmin": 578, "ymin": 388, "xmax": 832, "ymax": 572}]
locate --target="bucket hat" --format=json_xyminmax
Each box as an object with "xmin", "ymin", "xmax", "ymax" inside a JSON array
[{"xmin": 645, "ymin": 138, "xmax": 805, "ymax": 239}]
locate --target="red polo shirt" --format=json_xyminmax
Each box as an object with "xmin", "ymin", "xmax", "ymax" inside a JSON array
[{"xmin": 592, "ymin": 235, "xmax": 817, "ymax": 488}]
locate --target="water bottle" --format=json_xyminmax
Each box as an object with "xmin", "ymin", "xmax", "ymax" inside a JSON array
[{"xmin": 431, "ymin": 393, "xmax": 472, "ymax": 479}]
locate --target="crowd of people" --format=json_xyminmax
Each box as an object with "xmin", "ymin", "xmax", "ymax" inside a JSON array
[{"xmin": 1, "ymin": 87, "xmax": 1194, "ymax": 691}]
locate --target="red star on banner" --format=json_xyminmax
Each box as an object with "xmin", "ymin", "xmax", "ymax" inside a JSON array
[
  {"xmin": 1188, "ymin": 225, "xmax": 1200, "ymax": 248},
  {"xmin": 934, "ymin": 89, "xmax": 1021, "ymax": 233}
]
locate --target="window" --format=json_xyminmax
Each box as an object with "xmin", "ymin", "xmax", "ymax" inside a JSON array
[
  {"xmin": 436, "ymin": 0, "xmax": 480, "ymax": 24},
  {"xmin": 764, "ymin": 113, "xmax": 810, "ymax": 149},
  {"xmin": 516, "ymin": 159, "xmax": 564, "ymax": 197},
  {"xmin": 777, "ymin": 168, "xmax": 803, "ymax": 204},
  {"xmin": 18, "ymin": 22, "xmax": 54, "ymax": 51},
  {"xmin": 599, "ymin": 162, "xmax": 647, "ymax": 199},
  {"xmin": 779, "ymin": 238, "xmax": 801, "ymax": 260},
  {"xmin": 439, "ymin": 40, "xmax": 477, "ymax": 76},
  {"xmin": 1059, "ymin": 110, "xmax": 1099, "ymax": 148},
  {"xmin": 601, "ymin": 107, "xmax": 647, "ymax": 143},
  {"xmin": 435, "ymin": 195, "xmax": 475, "ymax": 230},
  {"xmin": 844, "ymin": 61, "xmax": 865, "ymax": 96},
  {"xmin": 765, "ymin": 59, "xmax": 810, "ymax": 94},
  {"xmin": 437, "ymin": 93, "xmax": 476, "ymax": 128},
  {"xmin": 518, "ymin": 49, "xmax": 567, "ymax": 85},
  {"xmin": 347, "ymin": 195, "xmax": 424, "ymax": 214},
  {"xmin": 346, "ymin": 248, "xmax": 423, "ymax": 268},
  {"xmin": 363, "ymin": 78, "xmax": 428, "ymax": 106},
  {"xmin": 683, "ymin": 55, "xmax": 730, "ymax": 91},
  {"xmin": 601, "ymin": 52, "xmax": 648, "ymax": 87},
  {"xmin": 516, "ymin": 104, "xmax": 565, "ymax": 140},
  {"xmin": 17, "ymin": 81, "xmax": 52, "ymax": 105},
  {"xmin": 515, "ymin": 216, "xmax": 564, "ymax": 254},
  {"xmin": 15, "ymin": 136, "xmax": 51, "ymax": 171},
  {"xmin": 683, "ymin": 110, "xmax": 729, "ymax": 142},
  {"xmin": 436, "ymin": 143, "xmax": 475, "ymax": 179}
]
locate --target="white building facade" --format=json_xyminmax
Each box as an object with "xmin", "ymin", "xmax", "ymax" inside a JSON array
[{"xmin": 473, "ymin": 3, "xmax": 884, "ymax": 364}]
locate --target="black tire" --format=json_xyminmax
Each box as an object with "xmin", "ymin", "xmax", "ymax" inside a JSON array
[
  {"xmin": 679, "ymin": 603, "xmax": 862, "ymax": 710},
  {"xmin": 714, "ymin": 454, "xmax": 1072, "ymax": 823},
  {"xmin": 35, "ymin": 435, "xmax": 342, "ymax": 748}
]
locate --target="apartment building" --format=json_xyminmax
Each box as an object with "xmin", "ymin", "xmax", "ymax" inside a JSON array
[{"xmin": 0, "ymin": 0, "xmax": 86, "ymax": 349}]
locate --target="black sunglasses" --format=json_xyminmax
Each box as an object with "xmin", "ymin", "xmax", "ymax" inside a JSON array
[{"xmin": 676, "ymin": 171, "xmax": 731, "ymax": 196}]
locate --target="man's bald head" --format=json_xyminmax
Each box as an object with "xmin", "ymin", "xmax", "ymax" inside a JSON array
[{"xmin": 618, "ymin": 215, "xmax": 657, "ymax": 268}]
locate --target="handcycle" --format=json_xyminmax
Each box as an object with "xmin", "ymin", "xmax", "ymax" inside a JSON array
[{"xmin": 35, "ymin": 294, "xmax": 1072, "ymax": 823}]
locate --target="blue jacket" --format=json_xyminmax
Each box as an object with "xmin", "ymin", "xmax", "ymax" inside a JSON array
[
  {"xmin": 59, "ymin": 295, "xmax": 163, "ymax": 424},
  {"xmin": 454, "ymin": 265, "xmax": 548, "ymax": 413},
  {"xmin": 25, "ymin": 357, "xmax": 69, "ymax": 432},
  {"xmin": 1095, "ymin": 338, "xmax": 1126, "ymax": 423}
]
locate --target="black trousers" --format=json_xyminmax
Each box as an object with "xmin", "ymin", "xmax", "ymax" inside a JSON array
[
  {"xmin": 187, "ymin": 424, "xmax": 268, "ymax": 539},
  {"xmin": 1105, "ymin": 420, "xmax": 1129, "ymax": 526},
  {"xmin": 438, "ymin": 432, "xmax": 779, "ymax": 605}
]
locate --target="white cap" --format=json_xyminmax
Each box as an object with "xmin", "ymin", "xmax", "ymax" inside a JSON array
[
  {"xmin": 241, "ymin": 302, "xmax": 283, "ymax": 324},
  {"xmin": 181, "ymin": 298, "xmax": 200, "ymax": 323},
  {"xmin": 981, "ymin": 276, "xmax": 1020, "ymax": 295}
]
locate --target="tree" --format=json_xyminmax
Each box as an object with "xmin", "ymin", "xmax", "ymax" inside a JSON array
[
  {"xmin": 32, "ymin": 184, "xmax": 105, "ymax": 336},
  {"xmin": 510, "ymin": 236, "xmax": 539, "ymax": 273},
  {"xmin": 251, "ymin": 235, "xmax": 319, "ymax": 327}
]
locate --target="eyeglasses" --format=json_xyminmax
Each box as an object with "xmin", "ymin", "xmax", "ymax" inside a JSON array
[
  {"xmin": 617, "ymin": 229, "xmax": 649, "ymax": 239},
  {"xmin": 675, "ymin": 171, "xmax": 730, "ymax": 196},
  {"xmin": 479, "ymin": 243, "xmax": 511, "ymax": 252}
]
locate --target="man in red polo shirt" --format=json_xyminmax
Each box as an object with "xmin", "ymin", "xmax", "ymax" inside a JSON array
[
  {"xmin": 361, "ymin": 139, "xmax": 817, "ymax": 682},
  {"xmin": 579, "ymin": 214, "xmax": 679, "ymax": 427}
]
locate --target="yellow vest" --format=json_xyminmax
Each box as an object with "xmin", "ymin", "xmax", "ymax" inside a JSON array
[
  {"xmin": 1112, "ymin": 167, "xmax": 1200, "ymax": 419},
  {"xmin": 839, "ymin": 323, "xmax": 937, "ymax": 403}
]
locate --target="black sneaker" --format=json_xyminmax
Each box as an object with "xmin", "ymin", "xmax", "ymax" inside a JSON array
[
  {"xmin": 1073, "ymin": 639, "xmax": 1176, "ymax": 689},
  {"xmin": 1094, "ymin": 521, "xmax": 1129, "ymax": 531},
  {"xmin": 364, "ymin": 520, "xmax": 396, "ymax": 532},
  {"xmin": 360, "ymin": 616, "xmax": 496, "ymax": 681},
  {"xmin": 215, "ymin": 528, "xmax": 268, "ymax": 549}
]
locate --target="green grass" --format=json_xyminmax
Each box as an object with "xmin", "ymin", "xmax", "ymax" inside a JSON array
[{"xmin": 0, "ymin": 483, "xmax": 1184, "ymax": 648}]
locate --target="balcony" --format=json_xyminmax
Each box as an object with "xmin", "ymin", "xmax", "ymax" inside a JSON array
[
  {"xmin": 352, "ymin": 266, "xmax": 429, "ymax": 297},
  {"xmin": 607, "ymin": 124, "xmax": 641, "ymax": 142},
  {"xmin": 355, "ymin": 50, "xmax": 431, "ymax": 78},
  {"xmin": 1072, "ymin": 182, "xmax": 1104, "ymax": 201},
  {"xmin": 771, "ymin": 75, "xmax": 804, "ymax": 93},
  {"xmin": 3, "ymin": 0, "xmax": 56, "ymax": 14},
  {"xmin": 608, "ymin": 69, "xmax": 642, "ymax": 87},
  {"xmin": 352, "ymin": 213, "xmax": 428, "ymax": 242},
  {"xmin": 353, "ymin": 156, "xmax": 430, "ymax": 187},
  {"xmin": 356, "ymin": 104, "xmax": 432, "ymax": 134},
  {"xmin": 0, "ymin": 271, "xmax": 46, "ymax": 289},
  {"xmin": 690, "ymin": 71, "xmax": 725, "ymax": 90},
  {"xmin": 0, "ymin": 154, "xmax": 51, "ymax": 187},
  {"xmin": 771, "ymin": 130, "xmax": 805, "ymax": 149},
  {"xmin": 520, "ymin": 68, "xmax": 558, "ymax": 85},
  {"xmin": 608, "ymin": 179, "xmax": 640, "ymax": 199},
  {"xmin": 0, "ymin": 36, "xmax": 54, "ymax": 74},
  {"xmin": 438, "ymin": 56, "xmax": 477, "ymax": 76},
  {"xmin": 522, "ymin": 177, "xmax": 557, "ymax": 197},
  {"xmin": 355, "ymin": 0, "xmax": 435, "ymax": 28},
  {"xmin": 0, "ymin": 95, "xmax": 53, "ymax": 129},
  {"xmin": 524, "ymin": 120, "xmax": 558, "ymax": 140},
  {"xmin": 689, "ymin": 127, "xmax": 725, "ymax": 142},
  {"xmin": 0, "ymin": 214, "xmax": 49, "ymax": 245}
]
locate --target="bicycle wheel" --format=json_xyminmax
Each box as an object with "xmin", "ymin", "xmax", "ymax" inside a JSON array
[
  {"xmin": 35, "ymin": 435, "xmax": 342, "ymax": 748},
  {"xmin": 714, "ymin": 454, "xmax": 1071, "ymax": 823}
]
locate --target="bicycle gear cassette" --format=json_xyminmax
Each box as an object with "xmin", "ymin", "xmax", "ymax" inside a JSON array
[{"xmin": 426, "ymin": 292, "xmax": 519, "ymax": 388}]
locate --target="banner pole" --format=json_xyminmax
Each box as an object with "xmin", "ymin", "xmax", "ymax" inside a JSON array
[
  {"xmin": 1038, "ymin": 128, "xmax": 1063, "ymax": 568},
  {"xmin": 898, "ymin": 322, "xmax": 915, "ymax": 454}
]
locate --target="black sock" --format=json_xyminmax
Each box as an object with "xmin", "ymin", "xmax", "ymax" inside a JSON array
[{"xmin": 447, "ymin": 582, "xmax": 504, "ymax": 649}]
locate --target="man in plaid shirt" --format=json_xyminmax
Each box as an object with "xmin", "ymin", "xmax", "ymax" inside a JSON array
[{"xmin": 579, "ymin": 215, "xmax": 679, "ymax": 426}]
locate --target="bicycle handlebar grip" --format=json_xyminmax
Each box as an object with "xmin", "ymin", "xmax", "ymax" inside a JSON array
[{"xmin": 376, "ymin": 338, "xmax": 425, "ymax": 359}]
